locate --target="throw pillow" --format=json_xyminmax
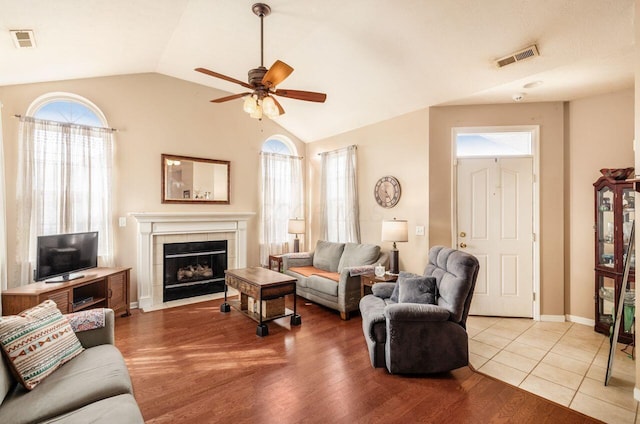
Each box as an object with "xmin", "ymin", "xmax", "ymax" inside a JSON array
[
  {"xmin": 398, "ymin": 276, "xmax": 437, "ymax": 304},
  {"xmin": 0, "ymin": 300, "xmax": 84, "ymax": 390},
  {"xmin": 390, "ymin": 271, "xmax": 421, "ymax": 302}
]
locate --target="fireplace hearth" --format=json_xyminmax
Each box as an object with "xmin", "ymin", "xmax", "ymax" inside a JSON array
[{"xmin": 163, "ymin": 240, "xmax": 227, "ymax": 302}]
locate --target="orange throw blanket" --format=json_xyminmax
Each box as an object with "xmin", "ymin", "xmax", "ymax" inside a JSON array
[{"xmin": 289, "ymin": 266, "xmax": 340, "ymax": 282}]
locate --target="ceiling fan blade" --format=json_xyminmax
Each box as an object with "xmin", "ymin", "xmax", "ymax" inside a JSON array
[
  {"xmin": 271, "ymin": 96, "xmax": 285, "ymax": 116},
  {"xmin": 262, "ymin": 60, "xmax": 294, "ymax": 88},
  {"xmin": 273, "ymin": 89, "xmax": 327, "ymax": 103},
  {"xmin": 210, "ymin": 92, "xmax": 252, "ymax": 103},
  {"xmin": 195, "ymin": 67, "xmax": 253, "ymax": 90}
]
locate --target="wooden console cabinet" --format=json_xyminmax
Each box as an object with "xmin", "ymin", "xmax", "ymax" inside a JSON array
[{"xmin": 2, "ymin": 267, "xmax": 131, "ymax": 317}]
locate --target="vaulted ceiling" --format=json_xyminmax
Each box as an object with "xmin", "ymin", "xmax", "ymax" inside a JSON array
[{"xmin": 0, "ymin": 0, "xmax": 634, "ymax": 142}]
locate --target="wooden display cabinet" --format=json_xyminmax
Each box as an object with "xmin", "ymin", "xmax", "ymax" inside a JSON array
[
  {"xmin": 2, "ymin": 267, "xmax": 131, "ymax": 317},
  {"xmin": 593, "ymin": 176, "xmax": 635, "ymax": 344}
]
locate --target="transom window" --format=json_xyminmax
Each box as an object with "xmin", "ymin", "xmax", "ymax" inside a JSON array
[
  {"xmin": 456, "ymin": 131, "xmax": 532, "ymax": 157},
  {"xmin": 34, "ymin": 100, "xmax": 103, "ymax": 127}
]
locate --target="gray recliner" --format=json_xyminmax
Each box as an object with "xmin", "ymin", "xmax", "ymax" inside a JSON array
[{"xmin": 359, "ymin": 246, "xmax": 479, "ymax": 374}]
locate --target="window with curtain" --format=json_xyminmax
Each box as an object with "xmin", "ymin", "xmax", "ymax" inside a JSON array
[
  {"xmin": 16, "ymin": 95, "xmax": 115, "ymax": 284},
  {"xmin": 259, "ymin": 137, "xmax": 303, "ymax": 266},
  {"xmin": 320, "ymin": 145, "xmax": 360, "ymax": 243}
]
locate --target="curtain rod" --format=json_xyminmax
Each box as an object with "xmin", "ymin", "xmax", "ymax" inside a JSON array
[
  {"xmin": 317, "ymin": 144, "xmax": 357, "ymax": 156},
  {"xmin": 13, "ymin": 114, "xmax": 118, "ymax": 132}
]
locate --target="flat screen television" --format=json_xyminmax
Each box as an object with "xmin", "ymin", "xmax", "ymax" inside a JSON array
[{"xmin": 36, "ymin": 231, "xmax": 99, "ymax": 282}]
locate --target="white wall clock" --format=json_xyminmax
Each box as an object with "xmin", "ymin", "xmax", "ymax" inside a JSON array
[{"xmin": 374, "ymin": 176, "xmax": 401, "ymax": 208}]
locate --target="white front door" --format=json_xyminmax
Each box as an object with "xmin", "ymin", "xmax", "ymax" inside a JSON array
[{"xmin": 456, "ymin": 157, "xmax": 533, "ymax": 317}]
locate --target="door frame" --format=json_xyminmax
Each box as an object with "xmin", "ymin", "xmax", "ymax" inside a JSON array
[{"xmin": 450, "ymin": 125, "xmax": 541, "ymax": 320}]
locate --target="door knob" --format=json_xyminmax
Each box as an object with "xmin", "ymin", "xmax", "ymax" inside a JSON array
[
  {"xmin": 460, "ymin": 232, "xmax": 466, "ymax": 237},
  {"xmin": 459, "ymin": 242, "xmax": 467, "ymax": 248}
]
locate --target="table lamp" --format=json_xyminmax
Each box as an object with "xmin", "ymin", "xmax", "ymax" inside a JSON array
[
  {"xmin": 288, "ymin": 218, "xmax": 305, "ymax": 253},
  {"xmin": 381, "ymin": 218, "xmax": 408, "ymax": 274}
]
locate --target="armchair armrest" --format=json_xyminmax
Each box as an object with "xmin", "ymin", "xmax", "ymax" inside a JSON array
[
  {"xmin": 282, "ymin": 252, "xmax": 313, "ymax": 271},
  {"xmin": 384, "ymin": 303, "xmax": 450, "ymax": 322},
  {"xmin": 372, "ymin": 282, "xmax": 395, "ymax": 299},
  {"xmin": 66, "ymin": 308, "xmax": 115, "ymax": 348}
]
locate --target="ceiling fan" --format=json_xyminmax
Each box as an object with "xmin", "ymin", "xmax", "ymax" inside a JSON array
[{"xmin": 195, "ymin": 3, "xmax": 327, "ymax": 120}]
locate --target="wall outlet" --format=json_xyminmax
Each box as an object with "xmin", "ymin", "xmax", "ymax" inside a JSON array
[
  {"xmin": 118, "ymin": 217, "xmax": 127, "ymax": 227},
  {"xmin": 415, "ymin": 225, "xmax": 425, "ymax": 236}
]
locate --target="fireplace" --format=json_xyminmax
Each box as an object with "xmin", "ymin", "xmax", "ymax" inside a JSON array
[
  {"xmin": 131, "ymin": 212, "xmax": 253, "ymax": 311},
  {"xmin": 163, "ymin": 240, "xmax": 227, "ymax": 302}
]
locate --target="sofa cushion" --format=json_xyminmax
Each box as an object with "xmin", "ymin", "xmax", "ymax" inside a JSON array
[
  {"xmin": 398, "ymin": 276, "xmax": 437, "ymax": 304},
  {"xmin": 308, "ymin": 275, "xmax": 339, "ymax": 297},
  {"xmin": 312, "ymin": 241, "xmax": 345, "ymax": 272},
  {"xmin": 40, "ymin": 394, "xmax": 144, "ymax": 424},
  {"xmin": 390, "ymin": 271, "xmax": 421, "ymax": 303},
  {"xmin": 337, "ymin": 243, "xmax": 381, "ymax": 272},
  {"xmin": 288, "ymin": 266, "xmax": 340, "ymax": 281},
  {"xmin": 0, "ymin": 300, "xmax": 84, "ymax": 391},
  {"xmin": 0, "ymin": 344, "xmax": 134, "ymax": 424}
]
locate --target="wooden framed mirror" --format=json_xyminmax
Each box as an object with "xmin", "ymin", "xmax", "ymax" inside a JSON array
[{"xmin": 162, "ymin": 154, "xmax": 230, "ymax": 204}]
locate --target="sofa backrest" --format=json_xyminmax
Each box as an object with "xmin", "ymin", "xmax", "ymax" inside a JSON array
[
  {"xmin": 312, "ymin": 241, "xmax": 345, "ymax": 272},
  {"xmin": 423, "ymin": 246, "xmax": 479, "ymax": 327}
]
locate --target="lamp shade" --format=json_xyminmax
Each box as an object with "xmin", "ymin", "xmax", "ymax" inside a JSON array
[
  {"xmin": 288, "ymin": 218, "xmax": 305, "ymax": 235},
  {"xmin": 381, "ymin": 219, "xmax": 408, "ymax": 242}
]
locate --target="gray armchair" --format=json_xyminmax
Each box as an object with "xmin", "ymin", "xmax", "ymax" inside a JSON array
[{"xmin": 359, "ymin": 246, "xmax": 479, "ymax": 374}]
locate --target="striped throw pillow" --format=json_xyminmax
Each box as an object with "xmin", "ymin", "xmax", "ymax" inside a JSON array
[{"xmin": 0, "ymin": 300, "xmax": 84, "ymax": 390}]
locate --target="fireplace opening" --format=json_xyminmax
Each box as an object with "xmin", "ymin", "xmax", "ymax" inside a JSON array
[{"xmin": 163, "ymin": 240, "xmax": 227, "ymax": 302}]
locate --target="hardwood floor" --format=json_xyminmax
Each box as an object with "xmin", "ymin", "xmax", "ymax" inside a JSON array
[{"xmin": 115, "ymin": 296, "xmax": 602, "ymax": 423}]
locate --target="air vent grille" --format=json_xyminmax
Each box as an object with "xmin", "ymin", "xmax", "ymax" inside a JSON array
[
  {"xmin": 10, "ymin": 30, "xmax": 36, "ymax": 48},
  {"xmin": 495, "ymin": 44, "xmax": 539, "ymax": 68}
]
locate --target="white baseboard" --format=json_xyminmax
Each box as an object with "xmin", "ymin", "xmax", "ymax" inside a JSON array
[
  {"xmin": 539, "ymin": 314, "xmax": 565, "ymax": 322},
  {"xmin": 565, "ymin": 315, "xmax": 595, "ymax": 327},
  {"xmin": 130, "ymin": 302, "xmax": 138, "ymax": 310}
]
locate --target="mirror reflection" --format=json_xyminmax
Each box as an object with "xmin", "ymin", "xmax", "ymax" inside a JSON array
[{"xmin": 162, "ymin": 154, "xmax": 230, "ymax": 204}]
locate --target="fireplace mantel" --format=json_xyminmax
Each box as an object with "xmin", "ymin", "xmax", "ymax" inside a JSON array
[{"xmin": 130, "ymin": 211, "xmax": 255, "ymax": 311}]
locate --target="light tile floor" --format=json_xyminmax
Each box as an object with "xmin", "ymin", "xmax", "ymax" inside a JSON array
[{"xmin": 467, "ymin": 316, "xmax": 638, "ymax": 424}]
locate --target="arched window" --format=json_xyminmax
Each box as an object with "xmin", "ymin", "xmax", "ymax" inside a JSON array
[
  {"xmin": 15, "ymin": 93, "xmax": 115, "ymax": 283},
  {"xmin": 259, "ymin": 135, "xmax": 304, "ymax": 265},
  {"xmin": 262, "ymin": 137, "xmax": 295, "ymax": 155}
]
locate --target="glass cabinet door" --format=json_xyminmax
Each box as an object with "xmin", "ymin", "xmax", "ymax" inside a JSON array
[
  {"xmin": 622, "ymin": 187, "xmax": 635, "ymax": 272},
  {"xmin": 597, "ymin": 186, "xmax": 614, "ymax": 268},
  {"xmin": 597, "ymin": 274, "xmax": 615, "ymax": 326}
]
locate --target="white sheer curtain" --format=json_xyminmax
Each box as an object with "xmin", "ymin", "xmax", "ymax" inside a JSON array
[
  {"xmin": 16, "ymin": 117, "xmax": 115, "ymax": 284},
  {"xmin": 259, "ymin": 152, "xmax": 304, "ymax": 266},
  {"xmin": 320, "ymin": 145, "xmax": 360, "ymax": 243}
]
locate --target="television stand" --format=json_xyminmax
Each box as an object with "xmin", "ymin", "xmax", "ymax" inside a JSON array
[
  {"xmin": 2, "ymin": 267, "xmax": 131, "ymax": 317},
  {"xmin": 45, "ymin": 272, "xmax": 85, "ymax": 283}
]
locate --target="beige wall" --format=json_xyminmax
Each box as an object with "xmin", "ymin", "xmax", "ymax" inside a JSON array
[
  {"xmin": 429, "ymin": 102, "xmax": 566, "ymax": 317},
  {"xmin": 305, "ymin": 110, "xmax": 430, "ymax": 274},
  {"xmin": 567, "ymin": 89, "xmax": 634, "ymax": 320},
  {"xmin": 0, "ymin": 73, "xmax": 305, "ymax": 302}
]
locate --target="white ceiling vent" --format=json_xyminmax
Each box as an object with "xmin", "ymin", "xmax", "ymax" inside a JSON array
[
  {"xmin": 10, "ymin": 30, "xmax": 36, "ymax": 48},
  {"xmin": 495, "ymin": 44, "xmax": 539, "ymax": 68}
]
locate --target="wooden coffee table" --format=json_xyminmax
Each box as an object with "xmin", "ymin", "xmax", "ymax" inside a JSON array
[{"xmin": 221, "ymin": 267, "xmax": 301, "ymax": 336}]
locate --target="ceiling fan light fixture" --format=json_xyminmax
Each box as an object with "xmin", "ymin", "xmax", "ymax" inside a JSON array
[
  {"xmin": 243, "ymin": 95, "xmax": 258, "ymax": 114},
  {"xmin": 262, "ymin": 96, "xmax": 280, "ymax": 118},
  {"xmin": 249, "ymin": 103, "xmax": 263, "ymax": 119}
]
